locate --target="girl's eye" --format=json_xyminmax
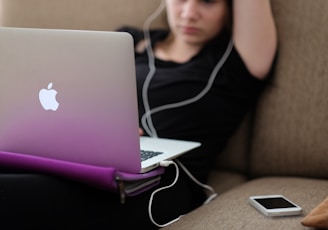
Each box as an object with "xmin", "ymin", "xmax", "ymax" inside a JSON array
[
  {"xmin": 201, "ymin": 0, "xmax": 218, "ymax": 4},
  {"xmin": 174, "ymin": 0, "xmax": 222, "ymax": 5},
  {"xmin": 203, "ymin": 0, "xmax": 225, "ymax": 3}
]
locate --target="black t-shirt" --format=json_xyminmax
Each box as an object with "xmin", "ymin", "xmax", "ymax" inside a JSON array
[{"xmin": 119, "ymin": 27, "xmax": 273, "ymax": 181}]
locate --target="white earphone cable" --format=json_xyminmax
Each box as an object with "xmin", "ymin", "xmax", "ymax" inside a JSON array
[
  {"xmin": 141, "ymin": 0, "xmax": 233, "ymax": 137},
  {"xmin": 141, "ymin": 38, "xmax": 233, "ymax": 137},
  {"xmin": 142, "ymin": 0, "xmax": 166, "ymax": 137}
]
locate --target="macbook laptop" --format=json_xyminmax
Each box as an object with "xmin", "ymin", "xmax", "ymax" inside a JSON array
[{"xmin": 0, "ymin": 27, "xmax": 200, "ymax": 174}]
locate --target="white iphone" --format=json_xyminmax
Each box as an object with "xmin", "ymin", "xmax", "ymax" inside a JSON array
[{"xmin": 248, "ymin": 195, "xmax": 302, "ymax": 217}]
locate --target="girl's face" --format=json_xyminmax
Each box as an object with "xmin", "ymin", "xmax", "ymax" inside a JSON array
[{"xmin": 165, "ymin": 0, "xmax": 229, "ymax": 46}]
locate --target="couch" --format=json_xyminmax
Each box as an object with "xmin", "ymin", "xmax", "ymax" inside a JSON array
[{"xmin": 1, "ymin": 0, "xmax": 328, "ymax": 229}]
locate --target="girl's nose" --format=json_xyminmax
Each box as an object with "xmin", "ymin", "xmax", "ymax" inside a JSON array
[{"xmin": 181, "ymin": 1, "xmax": 200, "ymax": 20}]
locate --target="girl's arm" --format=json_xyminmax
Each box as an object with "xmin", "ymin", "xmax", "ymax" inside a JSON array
[{"xmin": 233, "ymin": 0, "xmax": 278, "ymax": 79}]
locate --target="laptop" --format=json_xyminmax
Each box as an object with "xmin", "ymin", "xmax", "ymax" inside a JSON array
[{"xmin": 0, "ymin": 27, "xmax": 200, "ymax": 174}]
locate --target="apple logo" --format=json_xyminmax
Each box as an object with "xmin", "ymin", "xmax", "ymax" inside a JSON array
[{"xmin": 39, "ymin": 82, "xmax": 59, "ymax": 111}]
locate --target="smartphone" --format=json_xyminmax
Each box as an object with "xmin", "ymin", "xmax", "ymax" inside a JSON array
[{"xmin": 248, "ymin": 195, "xmax": 302, "ymax": 217}]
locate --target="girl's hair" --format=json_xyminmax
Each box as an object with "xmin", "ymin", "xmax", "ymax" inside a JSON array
[{"xmin": 225, "ymin": 0, "xmax": 233, "ymax": 33}]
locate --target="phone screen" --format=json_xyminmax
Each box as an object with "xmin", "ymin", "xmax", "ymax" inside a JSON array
[{"xmin": 254, "ymin": 197, "xmax": 297, "ymax": 209}]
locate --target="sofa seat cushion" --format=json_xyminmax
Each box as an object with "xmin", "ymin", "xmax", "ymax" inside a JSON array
[{"xmin": 163, "ymin": 177, "xmax": 328, "ymax": 230}]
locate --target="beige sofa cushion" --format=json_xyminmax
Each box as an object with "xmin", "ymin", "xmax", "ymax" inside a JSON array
[
  {"xmin": 250, "ymin": 0, "xmax": 328, "ymax": 178},
  {"xmin": 164, "ymin": 177, "xmax": 328, "ymax": 230}
]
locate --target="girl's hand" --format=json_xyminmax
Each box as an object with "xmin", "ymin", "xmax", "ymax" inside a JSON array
[{"xmin": 139, "ymin": 128, "xmax": 144, "ymax": 136}]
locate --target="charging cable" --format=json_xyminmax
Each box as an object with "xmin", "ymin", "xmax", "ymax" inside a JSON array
[
  {"xmin": 148, "ymin": 160, "xmax": 181, "ymax": 228},
  {"xmin": 148, "ymin": 160, "xmax": 218, "ymax": 227}
]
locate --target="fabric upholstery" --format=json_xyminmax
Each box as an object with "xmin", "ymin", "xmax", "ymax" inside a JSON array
[{"xmin": 165, "ymin": 177, "xmax": 328, "ymax": 230}]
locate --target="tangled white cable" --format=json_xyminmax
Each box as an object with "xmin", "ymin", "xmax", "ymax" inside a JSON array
[
  {"xmin": 148, "ymin": 160, "xmax": 181, "ymax": 228},
  {"xmin": 148, "ymin": 160, "xmax": 218, "ymax": 227}
]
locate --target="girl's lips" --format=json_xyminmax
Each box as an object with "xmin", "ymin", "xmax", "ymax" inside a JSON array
[{"xmin": 180, "ymin": 26, "xmax": 201, "ymax": 34}]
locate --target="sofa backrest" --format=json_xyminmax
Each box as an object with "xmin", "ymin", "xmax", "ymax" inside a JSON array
[
  {"xmin": 0, "ymin": 0, "xmax": 166, "ymax": 30},
  {"xmin": 250, "ymin": 0, "xmax": 328, "ymax": 179}
]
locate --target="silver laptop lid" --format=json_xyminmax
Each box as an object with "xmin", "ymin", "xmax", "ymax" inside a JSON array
[{"xmin": 0, "ymin": 27, "xmax": 142, "ymax": 173}]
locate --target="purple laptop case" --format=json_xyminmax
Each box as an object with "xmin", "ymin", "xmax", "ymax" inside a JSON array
[{"xmin": 0, "ymin": 150, "xmax": 164, "ymax": 195}]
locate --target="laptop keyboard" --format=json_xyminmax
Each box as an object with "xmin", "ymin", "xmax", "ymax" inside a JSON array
[{"xmin": 140, "ymin": 150, "xmax": 163, "ymax": 161}]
